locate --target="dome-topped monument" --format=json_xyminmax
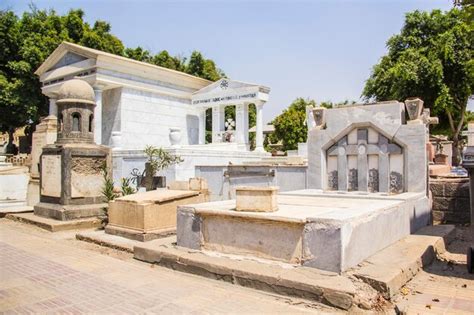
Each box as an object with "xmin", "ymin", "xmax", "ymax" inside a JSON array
[
  {"xmin": 35, "ymin": 77, "xmax": 111, "ymax": 223},
  {"xmin": 57, "ymin": 79, "xmax": 95, "ymax": 105}
]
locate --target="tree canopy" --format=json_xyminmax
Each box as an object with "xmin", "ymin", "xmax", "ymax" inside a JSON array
[
  {"xmin": 363, "ymin": 6, "xmax": 473, "ymax": 163},
  {"xmin": 0, "ymin": 6, "xmax": 225, "ymax": 152},
  {"xmin": 268, "ymin": 98, "xmax": 315, "ymax": 152}
]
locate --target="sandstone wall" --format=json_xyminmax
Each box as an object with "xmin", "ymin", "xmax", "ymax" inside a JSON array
[{"xmin": 430, "ymin": 178, "xmax": 470, "ymax": 224}]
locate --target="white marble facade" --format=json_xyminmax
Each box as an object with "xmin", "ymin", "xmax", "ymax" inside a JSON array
[{"xmin": 35, "ymin": 42, "xmax": 270, "ymax": 182}]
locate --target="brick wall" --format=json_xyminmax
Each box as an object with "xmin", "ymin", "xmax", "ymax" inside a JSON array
[{"xmin": 430, "ymin": 178, "xmax": 470, "ymax": 224}]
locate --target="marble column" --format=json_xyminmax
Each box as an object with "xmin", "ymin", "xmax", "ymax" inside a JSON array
[
  {"xmin": 255, "ymin": 102, "xmax": 265, "ymax": 152},
  {"xmin": 93, "ymin": 88, "xmax": 102, "ymax": 145},
  {"xmin": 235, "ymin": 103, "xmax": 249, "ymax": 145},
  {"xmin": 198, "ymin": 108, "xmax": 206, "ymax": 145},
  {"xmin": 212, "ymin": 106, "xmax": 225, "ymax": 143},
  {"xmin": 49, "ymin": 98, "xmax": 57, "ymax": 116}
]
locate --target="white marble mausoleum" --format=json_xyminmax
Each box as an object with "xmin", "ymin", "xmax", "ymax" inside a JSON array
[{"xmin": 35, "ymin": 42, "xmax": 270, "ymax": 182}]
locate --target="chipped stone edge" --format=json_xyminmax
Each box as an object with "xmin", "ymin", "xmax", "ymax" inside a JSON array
[{"xmin": 133, "ymin": 244, "xmax": 356, "ymax": 310}]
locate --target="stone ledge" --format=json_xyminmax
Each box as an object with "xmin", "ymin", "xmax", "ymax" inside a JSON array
[
  {"xmin": 351, "ymin": 225, "xmax": 455, "ymax": 299},
  {"xmin": 75, "ymin": 230, "xmax": 172, "ymax": 253},
  {"xmin": 0, "ymin": 206, "xmax": 33, "ymax": 218},
  {"xmin": 104, "ymin": 224, "xmax": 175, "ymax": 242},
  {"xmin": 6, "ymin": 212, "xmax": 102, "ymax": 232},
  {"xmin": 133, "ymin": 241, "xmax": 357, "ymax": 310}
]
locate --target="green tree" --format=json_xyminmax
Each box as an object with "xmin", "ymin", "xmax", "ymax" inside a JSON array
[
  {"xmin": 0, "ymin": 6, "xmax": 225, "ymax": 153},
  {"xmin": 152, "ymin": 50, "xmax": 185, "ymax": 71},
  {"xmin": 186, "ymin": 51, "xmax": 224, "ymax": 81},
  {"xmin": 363, "ymin": 7, "xmax": 473, "ymax": 164},
  {"xmin": 269, "ymin": 98, "xmax": 316, "ymax": 152},
  {"xmin": 0, "ymin": 7, "xmax": 124, "ymax": 152},
  {"xmin": 124, "ymin": 46, "xmax": 152, "ymax": 62}
]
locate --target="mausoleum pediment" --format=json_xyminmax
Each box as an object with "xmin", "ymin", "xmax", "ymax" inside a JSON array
[
  {"xmin": 48, "ymin": 52, "xmax": 88, "ymax": 72},
  {"xmin": 192, "ymin": 78, "xmax": 270, "ymax": 107}
]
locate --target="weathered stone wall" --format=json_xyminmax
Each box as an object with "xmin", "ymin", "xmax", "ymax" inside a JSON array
[{"xmin": 430, "ymin": 178, "xmax": 470, "ymax": 224}]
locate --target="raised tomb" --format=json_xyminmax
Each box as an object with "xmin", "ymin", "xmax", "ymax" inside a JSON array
[
  {"xmin": 105, "ymin": 178, "xmax": 209, "ymax": 241},
  {"xmin": 176, "ymin": 99, "xmax": 432, "ymax": 272}
]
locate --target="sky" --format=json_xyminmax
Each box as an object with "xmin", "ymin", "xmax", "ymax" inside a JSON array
[{"xmin": 4, "ymin": 0, "xmax": 455, "ymax": 123}]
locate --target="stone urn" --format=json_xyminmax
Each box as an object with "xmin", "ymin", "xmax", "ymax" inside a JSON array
[{"xmin": 169, "ymin": 128, "xmax": 181, "ymax": 146}]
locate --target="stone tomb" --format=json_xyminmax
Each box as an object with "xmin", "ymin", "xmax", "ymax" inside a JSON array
[
  {"xmin": 34, "ymin": 79, "xmax": 111, "ymax": 221},
  {"xmin": 0, "ymin": 156, "xmax": 29, "ymax": 210},
  {"xmin": 177, "ymin": 100, "xmax": 432, "ymax": 272},
  {"xmin": 106, "ymin": 178, "xmax": 209, "ymax": 241}
]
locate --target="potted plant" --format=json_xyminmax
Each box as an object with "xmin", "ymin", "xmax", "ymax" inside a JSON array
[{"xmin": 143, "ymin": 145, "xmax": 183, "ymax": 191}]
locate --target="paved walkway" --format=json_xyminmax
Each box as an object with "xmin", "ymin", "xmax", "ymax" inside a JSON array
[{"xmin": 0, "ymin": 219, "xmax": 334, "ymax": 314}]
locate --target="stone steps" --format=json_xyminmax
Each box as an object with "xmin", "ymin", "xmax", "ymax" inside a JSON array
[
  {"xmin": 6, "ymin": 212, "xmax": 102, "ymax": 232},
  {"xmin": 350, "ymin": 224, "xmax": 456, "ymax": 299}
]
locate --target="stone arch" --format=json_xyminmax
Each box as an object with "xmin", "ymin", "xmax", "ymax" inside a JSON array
[{"xmin": 72, "ymin": 112, "xmax": 81, "ymax": 132}]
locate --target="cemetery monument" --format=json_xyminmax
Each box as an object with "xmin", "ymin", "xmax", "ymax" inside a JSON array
[
  {"xmin": 177, "ymin": 99, "xmax": 433, "ymax": 272},
  {"xmin": 35, "ymin": 42, "xmax": 270, "ymax": 184},
  {"xmin": 34, "ymin": 79, "xmax": 111, "ymax": 221}
]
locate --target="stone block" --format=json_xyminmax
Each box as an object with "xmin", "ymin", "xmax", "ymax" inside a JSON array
[
  {"xmin": 455, "ymin": 198, "xmax": 470, "ymax": 213},
  {"xmin": 235, "ymin": 186, "xmax": 278, "ymax": 212},
  {"xmin": 168, "ymin": 181, "xmax": 190, "ymax": 190},
  {"xmin": 107, "ymin": 189, "xmax": 208, "ymax": 241},
  {"xmin": 432, "ymin": 197, "xmax": 456, "ymax": 211},
  {"xmin": 189, "ymin": 177, "xmax": 208, "ymax": 191},
  {"xmin": 429, "ymin": 164, "xmax": 451, "ymax": 176},
  {"xmin": 444, "ymin": 179, "xmax": 469, "ymax": 197},
  {"xmin": 429, "ymin": 181, "xmax": 444, "ymax": 197}
]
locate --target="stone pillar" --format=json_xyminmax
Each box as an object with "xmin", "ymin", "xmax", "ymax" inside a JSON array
[
  {"xmin": 255, "ymin": 102, "xmax": 264, "ymax": 152},
  {"xmin": 212, "ymin": 106, "xmax": 225, "ymax": 143},
  {"xmin": 31, "ymin": 116, "xmax": 57, "ymax": 179},
  {"xmin": 49, "ymin": 98, "xmax": 57, "ymax": 116},
  {"xmin": 94, "ymin": 88, "xmax": 102, "ymax": 145},
  {"xmin": 198, "ymin": 108, "xmax": 206, "ymax": 145},
  {"xmin": 235, "ymin": 103, "xmax": 249, "ymax": 145}
]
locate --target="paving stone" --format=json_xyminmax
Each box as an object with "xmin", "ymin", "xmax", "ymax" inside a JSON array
[{"xmin": 0, "ymin": 219, "xmax": 321, "ymax": 314}]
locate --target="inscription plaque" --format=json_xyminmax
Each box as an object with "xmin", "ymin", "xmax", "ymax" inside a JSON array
[{"xmin": 41, "ymin": 155, "xmax": 61, "ymax": 197}]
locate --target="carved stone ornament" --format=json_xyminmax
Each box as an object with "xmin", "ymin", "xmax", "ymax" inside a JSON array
[
  {"xmin": 404, "ymin": 98, "xmax": 423, "ymax": 121},
  {"xmin": 312, "ymin": 108, "xmax": 326, "ymax": 129}
]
